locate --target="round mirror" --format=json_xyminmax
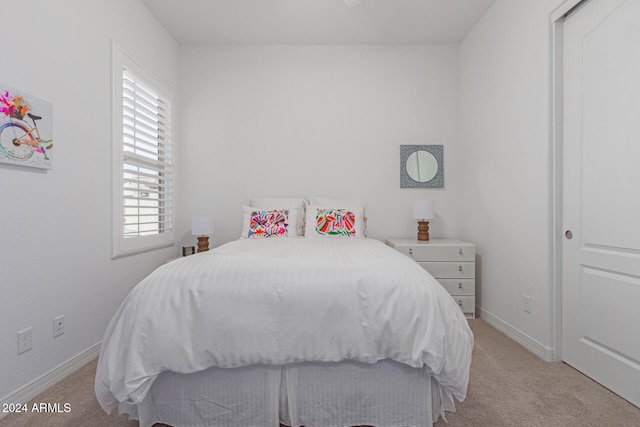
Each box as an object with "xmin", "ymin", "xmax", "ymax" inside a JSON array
[{"xmin": 405, "ymin": 150, "xmax": 438, "ymax": 183}]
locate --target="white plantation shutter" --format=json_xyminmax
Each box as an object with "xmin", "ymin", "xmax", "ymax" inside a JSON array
[{"xmin": 113, "ymin": 45, "xmax": 174, "ymax": 257}]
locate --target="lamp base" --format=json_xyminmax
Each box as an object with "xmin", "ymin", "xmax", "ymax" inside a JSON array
[
  {"xmin": 197, "ymin": 236, "xmax": 210, "ymax": 252},
  {"xmin": 417, "ymin": 221, "xmax": 430, "ymax": 241}
]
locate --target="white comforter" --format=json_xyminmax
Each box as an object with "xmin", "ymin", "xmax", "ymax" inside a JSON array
[{"xmin": 95, "ymin": 238, "xmax": 473, "ymax": 414}]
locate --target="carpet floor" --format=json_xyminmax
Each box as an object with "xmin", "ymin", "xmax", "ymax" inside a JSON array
[{"xmin": 1, "ymin": 319, "xmax": 638, "ymax": 426}]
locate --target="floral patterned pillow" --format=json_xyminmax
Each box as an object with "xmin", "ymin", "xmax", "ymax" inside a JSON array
[
  {"xmin": 240, "ymin": 206, "xmax": 301, "ymax": 239},
  {"xmin": 314, "ymin": 209, "xmax": 356, "ymax": 237},
  {"xmin": 304, "ymin": 205, "xmax": 365, "ymax": 238},
  {"xmin": 250, "ymin": 198, "xmax": 307, "ymax": 237},
  {"xmin": 247, "ymin": 209, "xmax": 290, "ymax": 238}
]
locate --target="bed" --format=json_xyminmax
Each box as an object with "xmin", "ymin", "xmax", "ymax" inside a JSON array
[{"xmin": 95, "ymin": 200, "xmax": 473, "ymax": 427}]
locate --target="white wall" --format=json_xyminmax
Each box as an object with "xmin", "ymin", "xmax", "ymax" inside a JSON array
[
  {"xmin": 178, "ymin": 45, "xmax": 462, "ymax": 246},
  {"xmin": 459, "ymin": 0, "xmax": 565, "ymax": 358},
  {"xmin": 0, "ymin": 0, "xmax": 178, "ymax": 401}
]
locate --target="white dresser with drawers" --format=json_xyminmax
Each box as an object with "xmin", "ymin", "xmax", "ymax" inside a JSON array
[{"xmin": 385, "ymin": 238, "xmax": 476, "ymax": 318}]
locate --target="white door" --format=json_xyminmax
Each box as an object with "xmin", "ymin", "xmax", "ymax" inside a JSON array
[{"xmin": 562, "ymin": 0, "xmax": 640, "ymax": 407}]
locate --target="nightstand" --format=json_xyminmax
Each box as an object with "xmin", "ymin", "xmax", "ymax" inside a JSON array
[{"xmin": 385, "ymin": 238, "xmax": 476, "ymax": 318}]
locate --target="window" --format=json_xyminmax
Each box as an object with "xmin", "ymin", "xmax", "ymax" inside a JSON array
[{"xmin": 112, "ymin": 44, "xmax": 174, "ymax": 257}]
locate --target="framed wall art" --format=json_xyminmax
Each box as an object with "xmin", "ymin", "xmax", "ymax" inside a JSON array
[{"xmin": 0, "ymin": 84, "xmax": 53, "ymax": 169}]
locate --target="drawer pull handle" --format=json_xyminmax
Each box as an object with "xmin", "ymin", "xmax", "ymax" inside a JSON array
[
  {"xmin": 409, "ymin": 248, "xmax": 413, "ymax": 256},
  {"xmin": 458, "ymin": 299, "xmax": 463, "ymax": 306},
  {"xmin": 458, "ymin": 282, "xmax": 463, "ymax": 289},
  {"xmin": 458, "ymin": 248, "xmax": 463, "ymax": 255},
  {"xmin": 458, "ymin": 265, "xmax": 463, "ymax": 272}
]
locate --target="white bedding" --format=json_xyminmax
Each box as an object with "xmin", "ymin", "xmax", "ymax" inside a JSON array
[
  {"xmin": 95, "ymin": 238, "xmax": 473, "ymax": 415},
  {"xmin": 119, "ymin": 360, "xmax": 448, "ymax": 427}
]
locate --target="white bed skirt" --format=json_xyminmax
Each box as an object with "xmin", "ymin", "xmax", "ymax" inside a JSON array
[{"xmin": 119, "ymin": 359, "xmax": 455, "ymax": 427}]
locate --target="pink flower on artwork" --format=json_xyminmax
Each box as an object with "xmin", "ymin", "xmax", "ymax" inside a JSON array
[{"xmin": 0, "ymin": 91, "xmax": 30, "ymax": 119}]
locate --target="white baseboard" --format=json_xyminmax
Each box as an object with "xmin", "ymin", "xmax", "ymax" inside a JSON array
[
  {"xmin": 478, "ymin": 307, "xmax": 556, "ymax": 362},
  {"xmin": 0, "ymin": 342, "xmax": 101, "ymax": 420}
]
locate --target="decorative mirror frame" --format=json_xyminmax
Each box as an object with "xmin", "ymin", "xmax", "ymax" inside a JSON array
[{"xmin": 400, "ymin": 144, "xmax": 444, "ymax": 188}]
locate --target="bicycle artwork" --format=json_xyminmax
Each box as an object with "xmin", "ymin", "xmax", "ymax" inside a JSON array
[{"xmin": 0, "ymin": 85, "xmax": 53, "ymax": 169}]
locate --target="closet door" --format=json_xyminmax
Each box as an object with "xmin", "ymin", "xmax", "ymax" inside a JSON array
[{"xmin": 562, "ymin": 0, "xmax": 640, "ymax": 407}]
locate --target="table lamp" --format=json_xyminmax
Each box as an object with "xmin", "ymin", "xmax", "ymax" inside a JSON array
[
  {"xmin": 413, "ymin": 200, "xmax": 434, "ymax": 241},
  {"xmin": 191, "ymin": 215, "xmax": 214, "ymax": 252}
]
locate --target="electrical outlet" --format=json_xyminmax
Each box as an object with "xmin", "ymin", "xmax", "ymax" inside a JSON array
[
  {"xmin": 53, "ymin": 315, "xmax": 64, "ymax": 338},
  {"xmin": 523, "ymin": 295, "xmax": 532, "ymax": 314},
  {"xmin": 17, "ymin": 327, "xmax": 33, "ymax": 355}
]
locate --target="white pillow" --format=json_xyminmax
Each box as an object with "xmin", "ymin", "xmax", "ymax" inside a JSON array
[
  {"xmin": 304, "ymin": 205, "xmax": 365, "ymax": 238},
  {"xmin": 240, "ymin": 205, "xmax": 300, "ymax": 239},
  {"xmin": 250, "ymin": 198, "xmax": 307, "ymax": 236}
]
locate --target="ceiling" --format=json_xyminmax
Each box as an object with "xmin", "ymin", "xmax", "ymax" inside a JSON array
[{"xmin": 141, "ymin": 0, "xmax": 496, "ymax": 45}]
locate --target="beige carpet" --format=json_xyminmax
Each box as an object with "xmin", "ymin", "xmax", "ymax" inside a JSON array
[{"xmin": 1, "ymin": 319, "xmax": 638, "ymax": 427}]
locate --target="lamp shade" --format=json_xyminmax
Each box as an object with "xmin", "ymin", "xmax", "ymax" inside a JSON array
[
  {"xmin": 191, "ymin": 215, "xmax": 214, "ymax": 236},
  {"xmin": 412, "ymin": 200, "xmax": 434, "ymax": 220}
]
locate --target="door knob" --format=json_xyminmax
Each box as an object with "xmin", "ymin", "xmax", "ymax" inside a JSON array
[{"xmin": 565, "ymin": 230, "xmax": 573, "ymax": 239}]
